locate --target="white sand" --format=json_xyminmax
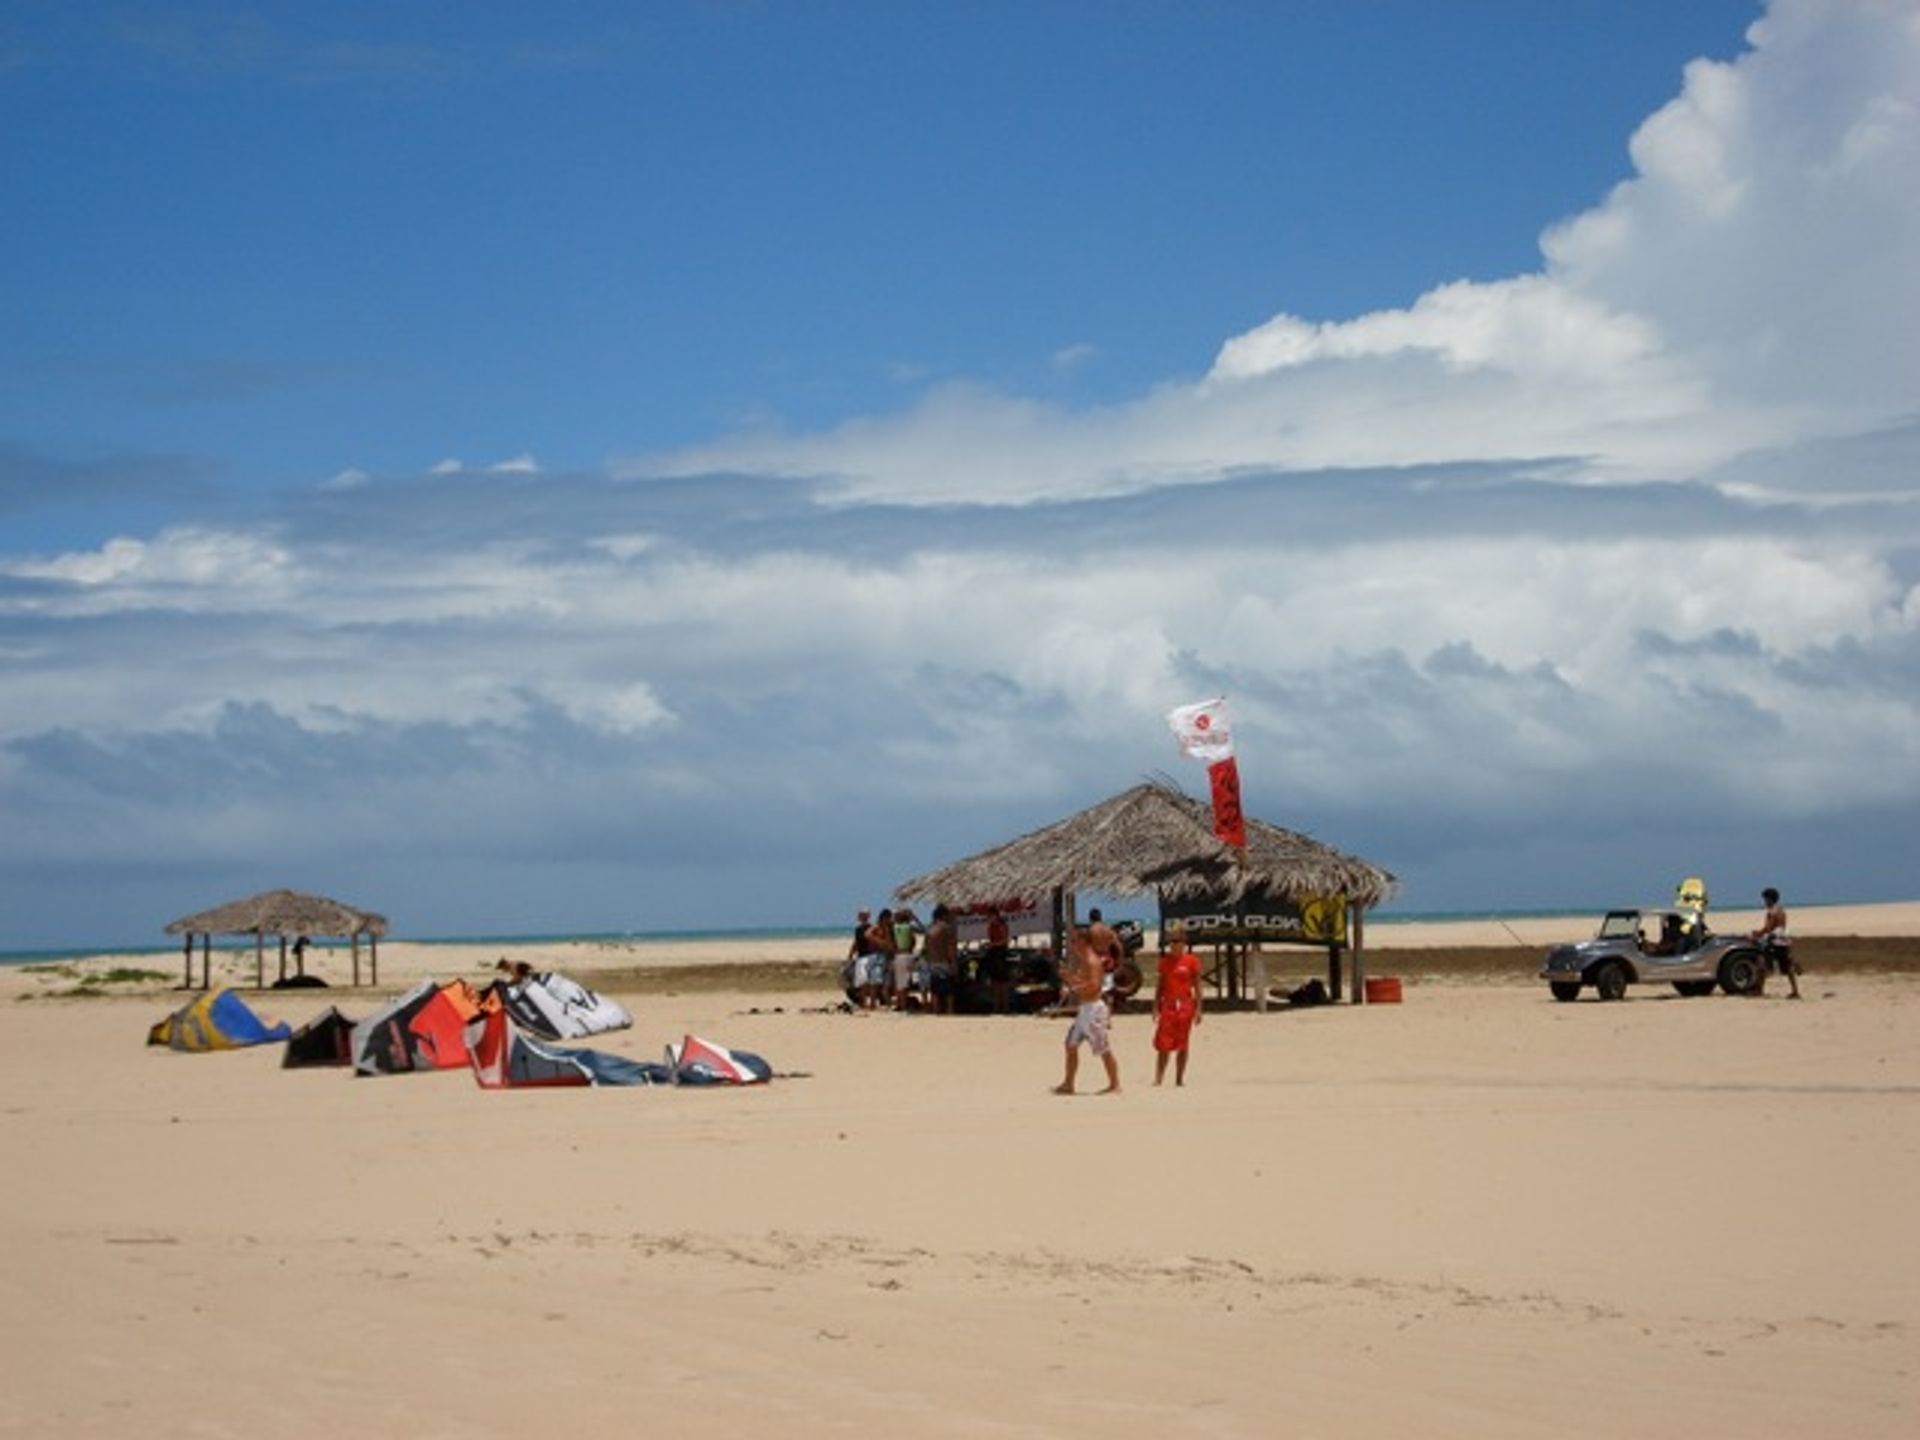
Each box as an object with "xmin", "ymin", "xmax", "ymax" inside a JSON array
[{"xmin": 1, "ymin": 908, "xmax": 1916, "ymax": 1437}]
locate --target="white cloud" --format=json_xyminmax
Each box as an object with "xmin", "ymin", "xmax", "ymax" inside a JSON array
[
  {"xmin": 588, "ymin": 532, "xmax": 658, "ymax": 562},
  {"xmin": 488, "ymin": 452, "xmax": 541, "ymax": 474},
  {"xmin": 557, "ymin": 681, "xmax": 674, "ymax": 735},
  {"xmin": 6, "ymin": 527, "xmax": 292, "ymax": 596},
  {"xmin": 1052, "ymin": 342, "xmax": 1100, "ymax": 372}
]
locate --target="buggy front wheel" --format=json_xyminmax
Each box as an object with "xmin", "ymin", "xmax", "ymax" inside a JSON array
[
  {"xmin": 1718, "ymin": 951, "xmax": 1765, "ymax": 996},
  {"xmin": 1593, "ymin": 961, "xmax": 1630, "ymax": 1002}
]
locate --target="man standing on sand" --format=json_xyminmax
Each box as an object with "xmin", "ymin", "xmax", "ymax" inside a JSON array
[
  {"xmin": 1153, "ymin": 924, "xmax": 1203, "ymax": 1086},
  {"xmin": 1750, "ymin": 887, "xmax": 1800, "ymax": 999},
  {"xmin": 983, "ymin": 907, "xmax": 1012, "ymax": 1014},
  {"xmin": 847, "ymin": 909, "xmax": 877, "ymax": 1009},
  {"xmin": 868, "ymin": 909, "xmax": 899, "ymax": 1009},
  {"xmin": 1055, "ymin": 927, "xmax": 1120, "ymax": 1095},
  {"xmin": 924, "ymin": 903, "xmax": 958, "ymax": 1014}
]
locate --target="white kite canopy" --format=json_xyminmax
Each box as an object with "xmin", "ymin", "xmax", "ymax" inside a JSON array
[{"xmin": 492, "ymin": 970, "xmax": 632, "ymax": 1040}]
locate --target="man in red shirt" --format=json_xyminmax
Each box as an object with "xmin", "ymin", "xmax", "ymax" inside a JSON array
[{"xmin": 1153, "ymin": 925, "xmax": 1203, "ymax": 1086}]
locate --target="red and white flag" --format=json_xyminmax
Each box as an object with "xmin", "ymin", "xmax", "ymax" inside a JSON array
[
  {"xmin": 1166, "ymin": 697, "xmax": 1234, "ymax": 763},
  {"xmin": 1166, "ymin": 697, "xmax": 1247, "ymax": 849}
]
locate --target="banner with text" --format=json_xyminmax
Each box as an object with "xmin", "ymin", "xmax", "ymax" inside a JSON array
[{"xmin": 1160, "ymin": 888, "xmax": 1348, "ymax": 946}]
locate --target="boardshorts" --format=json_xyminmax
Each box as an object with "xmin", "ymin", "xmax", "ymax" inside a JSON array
[{"xmin": 1065, "ymin": 999, "xmax": 1111, "ymax": 1057}]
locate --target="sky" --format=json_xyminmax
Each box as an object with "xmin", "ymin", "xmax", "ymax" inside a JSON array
[{"xmin": 2, "ymin": 0, "xmax": 1916, "ymax": 950}]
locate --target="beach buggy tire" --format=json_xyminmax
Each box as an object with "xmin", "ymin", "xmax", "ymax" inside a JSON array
[
  {"xmin": 1110, "ymin": 959, "xmax": 1143, "ymax": 1002},
  {"xmin": 1549, "ymin": 980, "xmax": 1582, "ymax": 1003},
  {"xmin": 1718, "ymin": 951, "xmax": 1765, "ymax": 997},
  {"xmin": 1593, "ymin": 961, "xmax": 1629, "ymax": 1002},
  {"xmin": 1673, "ymin": 979, "xmax": 1716, "ymax": 998}
]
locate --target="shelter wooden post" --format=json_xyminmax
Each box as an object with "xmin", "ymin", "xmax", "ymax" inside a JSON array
[
  {"xmin": 1327, "ymin": 942, "xmax": 1343, "ymax": 1002},
  {"xmin": 200, "ymin": 934, "xmax": 211, "ymax": 989},
  {"xmin": 254, "ymin": 931, "xmax": 264, "ymax": 989},
  {"xmin": 1351, "ymin": 904, "xmax": 1367, "ymax": 1005},
  {"xmin": 180, "ymin": 935, "xmax": 193, "ymax": 989},
  {"xmin": 351, "ymin": 935, "xmax": 361, "ymax": 987},
  {"xmin": 277, "ymin": 935, "xmax": 288, "ymax": 984},
  {"xmin": 369, "ymin": 934, "xmax": 378, "ymax": 987}
]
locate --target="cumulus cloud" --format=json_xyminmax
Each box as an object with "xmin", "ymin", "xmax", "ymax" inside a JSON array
[{"xmin": 628, "ymin": 0, "xmax": 1918, "ymax": 505}]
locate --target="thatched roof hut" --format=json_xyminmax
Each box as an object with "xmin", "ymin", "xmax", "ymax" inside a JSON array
[
  {"xmin": 894, "ymin": 781, "xmax": 1395, "ymax": 910},
  {"xmin": 166, "ymin": 888, "xmax": 388, "ymax": 940},
  {"xmin": 894, "ymin": 781, "xmax": 1396, "ymax": 1004},
  {"xmin": 166, "ymin": 888, "xmax": 387, "ymax": 990}
]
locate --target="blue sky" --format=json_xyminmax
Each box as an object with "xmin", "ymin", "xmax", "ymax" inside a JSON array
[{"xmin": 3, "ymin": 0, "xmax": 1916, "ymax": 949}]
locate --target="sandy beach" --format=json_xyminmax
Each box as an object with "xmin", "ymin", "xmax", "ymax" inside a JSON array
[{"xmin": 2, "ymin": 903, "xmax": 1916, "ymax": 1437}]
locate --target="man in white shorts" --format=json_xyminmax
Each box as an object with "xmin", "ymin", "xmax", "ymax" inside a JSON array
[{"xmin": 1054, "ymin": 927, "xmax": 1120, "ymax": 1095}]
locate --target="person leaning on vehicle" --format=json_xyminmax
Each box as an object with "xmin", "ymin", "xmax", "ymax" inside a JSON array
[{"xmin": 1749, "ymin": 887, "xmax": 1800, "ymax": 999}]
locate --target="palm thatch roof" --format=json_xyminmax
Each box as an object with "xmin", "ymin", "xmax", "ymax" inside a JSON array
[
  {"xmin": 165, "ymin": 888, "xmax": 389, "ymax": 939},
  {"xmin": 894, "ymin": 781, "xmax": 1396, "ymax": 910}
]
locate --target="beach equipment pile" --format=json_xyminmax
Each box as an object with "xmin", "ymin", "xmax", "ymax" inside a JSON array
[
  {"xmin": 148, "ymin": 970, "xmax": 771, "ymax": 1089},
  {"xmin": 147, "ymin": 989, "xmax": 292, "ymax": 1051}
]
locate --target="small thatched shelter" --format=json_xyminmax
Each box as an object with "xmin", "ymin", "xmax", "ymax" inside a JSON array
[
  {"xmin": 165, "ymin": 888, "xmax": 388, "ymax": 990},
  {"xmin": 894, "ymin": 781, "xmax": 1396, "ymax": 1004}
]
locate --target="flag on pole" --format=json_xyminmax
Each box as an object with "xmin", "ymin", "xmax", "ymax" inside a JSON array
[
  {"xmin": 1166, "ymin": 697, "xmax": 1247, "ymax": 849},
  {"xmin": 1166, "ymin": 697, "xmax": 1234, "ymax": 763}
]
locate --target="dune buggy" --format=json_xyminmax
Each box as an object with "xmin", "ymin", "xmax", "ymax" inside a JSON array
[{"xmin": 1540, "ymin": 907, "xmax": 1768, "ymax": 1002}]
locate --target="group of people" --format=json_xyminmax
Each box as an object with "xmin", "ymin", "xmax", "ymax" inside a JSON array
[
  {"xmin": 846, "ymin": 904, "xmax": 961, "ymax": 1012},
  {"xmin": 1056, "ymin": 918, "xmax": 1203, "ymax": 1094}
]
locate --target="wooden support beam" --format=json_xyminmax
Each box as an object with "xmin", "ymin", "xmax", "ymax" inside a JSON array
[{"xmin": 1352, "ymin": 905, "xmax": 1368, "ymax": 1005}]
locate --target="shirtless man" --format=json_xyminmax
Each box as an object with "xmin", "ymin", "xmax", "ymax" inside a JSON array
[
  {"xmin": 1750, "ymin": 887, "xmax": 1799, "ymax": 999},
  {"xmin": 1080, "ymin": 906, "xmax": 1123, "ymax": 1007},
  {"xmin": 1054, "ymin": 927, "xmax": 1120, "ymax": 1096}
]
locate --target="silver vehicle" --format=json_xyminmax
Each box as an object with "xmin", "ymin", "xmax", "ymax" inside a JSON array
[{"xmin": 1540, "ymin": 908, "xmax": 1767, "ymax": 1001}]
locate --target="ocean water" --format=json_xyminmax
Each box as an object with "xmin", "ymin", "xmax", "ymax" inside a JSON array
[{"xmin": 0, "ymin": 925, "xmax": 853, "ymax": 970}]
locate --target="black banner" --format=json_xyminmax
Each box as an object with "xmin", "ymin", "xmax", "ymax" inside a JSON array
[{"xmin": 1159, "ymin": 886, "xmax": 1347, "ymax": 945}]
